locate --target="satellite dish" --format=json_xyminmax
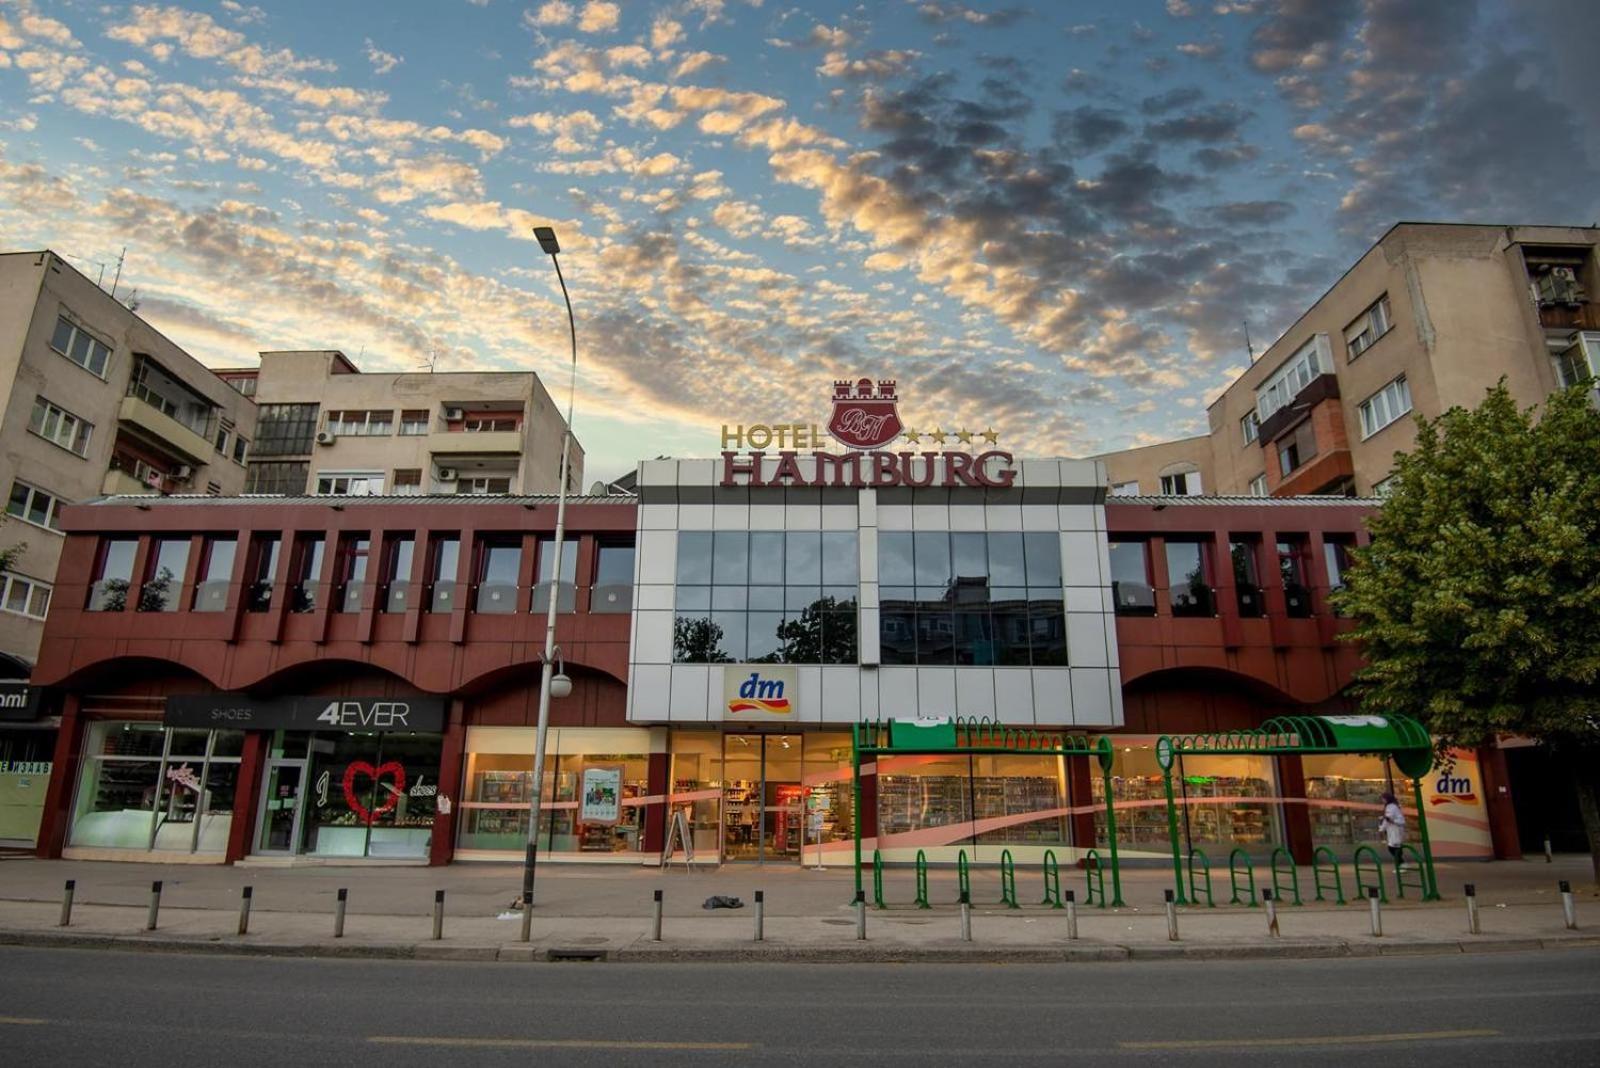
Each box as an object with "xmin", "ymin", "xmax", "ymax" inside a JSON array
[{"xmin": 589, "ymin": 480, "xmax": 607, "ymax": 496}]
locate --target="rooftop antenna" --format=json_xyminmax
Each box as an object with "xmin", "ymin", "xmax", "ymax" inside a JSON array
[
  {"xmin": 109, "ymin": 247, "xmax": 127, "ymax": 299},
  {"xmin": 418, "ymin": 348, "xmax": 439, "ymax": 373},
  {"xmin": 1243, "ymin": 318, "xmax": 1256, "ymax": 362}
]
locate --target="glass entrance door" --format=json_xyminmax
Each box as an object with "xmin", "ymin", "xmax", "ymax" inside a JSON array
[
  {"xmin": 721, "ymin": 733, "xmax": 806, "ymax": 863},
  {"xmin": 722, "ymin": 734, "xmax": 761, "ymax": 860},
  {"xmin": 763, "ymin": 735, "xmax": 803, "ymax": 861},
  {"xmin": 256, "ymin": 761, "xmax": 305, "ymax": 853}
]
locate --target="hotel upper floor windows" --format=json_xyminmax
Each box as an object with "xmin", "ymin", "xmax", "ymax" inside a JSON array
[
  {"xmin": 49, "ymin": 314, "xmax": 112, "ymax": 378},
  {"xmin": 138, "ymin": 538, "xmax": 191, "ymax": 612},
  {"xmin": 29, "ymin": 397, "xmax": 93, "ymax": 457},
  {"xmin": 289, "ymin": 534, "xmax": 325, "ymax": 613},
  {"xmin": 6, "ymin": 481, "xmax": 65, "ymax": 532},
  {"xmin": 1277, "ymin": 537, "xmax": 1313, "ymax": 618},
  {"xmin": 1358, "ymin": 374, "xmax": 1412, "ymax": 440},
  {"xmin": 1344, "ymin": 295, "xmax": 1392, "ymax": 359},
  {"xmin": 244, "ymin": 534, "xmax": 280, "ymax": 611},
  {"xmin": 1255, "ymin": 337, "xmax": 1325, "ymax": 422},
  {"xmin": 674, "ymin": 531, "xmax": 859, "ymax": 664},
  {"xmin": 878, "ymin": 532, "xmax": 1063, "ymax": 666},
  {"xmin": 1230, "ymin": 538, "xmax": 1265, "ymax": 617},
  {"xmin": 1108, "ymin": 540, "xmax": 1154, "ymax": 616},
  {"xmin": 593, "ymin": 543, "xmax": 634, "ymax": 613}
]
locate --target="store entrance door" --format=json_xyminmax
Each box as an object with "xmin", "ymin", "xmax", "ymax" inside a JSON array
[
  {"xmin": 721, "ymin": 733, "xmax": 805, "ymax": 863},
  {"xmin": 256, "ymin": 760, "xmax": 306, "ymax": 854}
]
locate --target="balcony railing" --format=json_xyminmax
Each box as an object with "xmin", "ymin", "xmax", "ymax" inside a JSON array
[{"xmin": 1169, "ymin": 584, "xmax": 1215, "ymax": 618}]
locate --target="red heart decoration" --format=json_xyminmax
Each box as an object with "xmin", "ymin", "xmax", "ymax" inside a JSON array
[{"xmin": 342, "ymin": 760, "xmax": 407, "ymax": 825}]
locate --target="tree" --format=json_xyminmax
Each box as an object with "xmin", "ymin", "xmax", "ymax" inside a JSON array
[
  {"xmin": 1334, "ymin": 382, "xmax": 1600, "ymax": 880},
  {"xmin": 673, "ymin": 616, "xmax": 729, "ymax": 663}
]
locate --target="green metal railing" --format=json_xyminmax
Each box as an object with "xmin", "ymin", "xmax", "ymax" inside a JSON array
[
  {"xmin": 957, "ymin": 849, "xmax": 971, "ymax": 905},
  {"xmin": 1084, "ymin": 849, "xmax": 1108, "ymax": 908},
  {"xmin": 1187, "ymin": 848, "xmax": 1215, "ymax": 908},
  {"xmin": 1353, "ymin": 844, "xmax": 1387, "ymax": 904},
  {"xmin": 1042, "ymin": 850, "xmax": 1063, "ymax": 908},
  {"xmin": 1313, "ymin": 846, "xmax": 1346, "ymax": 905},
  {"xmin": 999, "ymin": 849, "xmax": 1019, "ymax": 909},
  {"xmin": 1396, "ymin": 845, "xmax": 1428, "ymax": 900},
  {"xmin": 914, "ymin": 850, "xmax": 931, "ymax": 910},
  {"xmin": 1269, "ymin": 847, "xmax": 1302, "ymax": 906},
  {"xmin": 1228, "ymin": 848, "xmax": 1258, "ymax": 907}
]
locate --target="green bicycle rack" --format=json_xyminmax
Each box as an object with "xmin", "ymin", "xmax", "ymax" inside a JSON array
[
  {"xmin": 1353, "ymin": 844, "xmax": 1388, "ymax": 904},
  {"xmin": 1186, "ymin": 848, "xmax": 1215, "ymax": 908},
  {"xmin": 957, "ymin": 849, "xmax": 971, "ymax": 905},
  {"xmin": 999, "ymin": 849, "xmax": 1019, "ymax": 909},
  {"xmin": 1084, "ymin": 849, "xmax": 1108, "ymax": 908},
  {"xmin": 914, "ymin": 849, "xmax": 931, "ymax": 910},
  {"xmin": 872, "ymin": 849, "xmax": 885, "ymax": 909},
  {"xmin": 1228, "ymin": 848, "xmax": 1258, "ymax": 907},
  {"xmin": 1313, "ymin": 846, "xmax": 1346, "ymax": 905},
  {"xmin": 1269, "ymin": 847, "xmax": 1302, "ymax": 906},
  {"xmin": 1042, "ymin": 850, "xmax": 1064, "ymax": 908},
  {"xmin": 1395, "ymin": 844, "xmax": 1430, "ymax": 900}
]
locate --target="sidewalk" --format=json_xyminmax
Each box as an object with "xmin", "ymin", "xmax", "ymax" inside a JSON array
[{"xmin": 1, "ymin": 855, "xmax": 1594, "ymax": 964}]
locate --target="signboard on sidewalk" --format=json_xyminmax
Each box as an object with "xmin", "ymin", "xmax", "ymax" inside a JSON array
[{"xmin": 579, "ymin": 765, "xmax": 623, "ymax": 825}]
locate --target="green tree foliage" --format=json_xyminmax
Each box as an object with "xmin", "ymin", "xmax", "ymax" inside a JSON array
[
  {"xmin": 1334, "ymin": 383, "xmax": 1600, "ymax": 878},
  {"xmin": 673, "ymin": 616, "xmax": 729, "ymax": 663}
]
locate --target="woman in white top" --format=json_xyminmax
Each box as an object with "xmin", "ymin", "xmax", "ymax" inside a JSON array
[{"xmin": 1378, "ymin": 791, "xmax": 1407, "ymax": 873}]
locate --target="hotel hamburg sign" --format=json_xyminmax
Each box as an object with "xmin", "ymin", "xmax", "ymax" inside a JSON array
[{"xmin": 719, "ymin": 378, "xmax": 1015, "ymax": 488}]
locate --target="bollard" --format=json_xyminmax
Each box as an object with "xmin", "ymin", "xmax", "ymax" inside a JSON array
[
  {"xmin": 960, "ymin": 892, "xmax": 972, "ymax": 942},
  {"xmin": 1544, "ymin": 835, "xmax": 1553, "ymax": 864},
  {"xmin": 1164, "ymin": 888, "xmax": 1179, "ymax": 941},
  {"xmin": 238, "ymin": 886, "xmax": 252, "ymax": 936},
  {"xmin": 651, "ymin": 889, "xmax": 663, "ymax": 942},
  {"xmin": 1560, "ymin": 880, "xmax": 1577, "ymax": 930},
  {"xmin": 520, "ymin": 891, "xmax": 533, "ymax": 942},
  {"xmin": 59, "ymin": 880, "xmax": 75, "ymax": 928},
  {"xmin": 1368, "ymin": 886, "xmax": 1383, "ymax": 937},
  {"xmin": 432, "ymin": 889, "xmax": 445, "ymax": 941},
  {"xmin": 855, "ymin": 890, "xmax": 867, "ymax": 941},
  {"xmin": 334, "ymin": 887, "xmax": 348, "ymax": 939},
  {"xmin": 754, "ymin": 890, "xmax": 765, "ymax": 942},
  {"xmin": 1464, "ymin": 883, "xmax": 1480, "ymax": 935},
  {"xmin": 1263, "ymin": 889, "xmax": 1279, "ymax": 937},
  {"xmin": 146, "ymin": 880, "xmax": 162, "ymax": 932},
  {"xmin": 1065, "ymin": 889, "xmax": 1079, "ymax": 940}
]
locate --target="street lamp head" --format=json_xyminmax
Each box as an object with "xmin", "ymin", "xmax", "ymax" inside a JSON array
[
  {"xmin": 532, "ymin": 226, "xmax": 561, "ymax": 255},
  {"xmin": 549, "ymin": 673, "xmax": 572, "ymax": 699}
]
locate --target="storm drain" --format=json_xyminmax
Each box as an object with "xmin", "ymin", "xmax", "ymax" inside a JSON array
[{"xmin": 546, "ymin": 947, "xmax": 608, "ymax": 962}]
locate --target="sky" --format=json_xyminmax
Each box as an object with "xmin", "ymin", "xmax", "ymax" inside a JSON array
[{"xmin": 1, "ymin": 0, "xmax": 1597, "ymax": 482}]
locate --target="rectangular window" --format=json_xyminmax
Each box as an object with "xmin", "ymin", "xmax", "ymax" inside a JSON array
[
  {"xmin": 1247, "ymin": 473, "xmax": 1268, "ymax": 497},
  {"xmin": 245, "ymin": 533, "xmax": 280, "ymax": 612},
  {"xmin": 1159, "ymin": 470, "xmax": 1202, "ymax": 495},
  {"xmin": 393, "ymin": 469, "xmax": 423, "ymax": 496},
  {"xmin": 457, "ymin": 476, "xmax": 513, "ymax": 495},
  {"xmin": 6, "ymin": 482, "xmax": 65, "ymax": 532},
  {"xmin": 1109, "ymin": 481, "xmax": 1139, "ymax": 497},
  {"xmin": 1164, "ymin": 540, "xmax": 1214, "ymax": 617},
  {"xmin": 1254, "ymin": 337, "xmax": 1324, "ymax": 421},
  {"xmin": 461, "ymin": 416, "xmax": 518, "ymax": 432},
  {"xmin": 1230, "ymin": 539, "xmax": 1264, "ymax": 617},
  {"xmin": 68, "ymin": 722, "xmax": 245, "ymax": 854},
  {"xmin": 87, "ymin": 538, "xmax": 139, "ymax": 611},
  {"xmin": 593, "ymin": 543, "xmax": 634, "ymax": 613},
  {"xmin": 1323, "ymin": 536, "xmax": 1355, "ymax": 616},
  {"xmin": 139, "ymin": 539, "xmax": 191, "ymax": 612},
  {"xmin": 1358, "ymin": 374, "xmax": 1412, "ymax": 440},
  {"xmin": 1108, "ymin": 540, "xmax": 1155, "ymax": 616},
  {"xmin": 232, "ymin": 436, "xmax": 248, "ymax": 464},
  {"xmin": 252, "ymin": 404, "xmax": 320, "ymax": 456},
  {"xmin": 429, "ymin": 535, "xmax": 461, "ymax": 613},
  {"xmin": 399, "ymin": 410, "xmax": 430, "ymax": 435},
  {"xmin": 325, "ymin": 410, "xmax": 394, "ymax": 436},
  {"xmin": 192, "ymin": 536, "xmax": 237, "ymax": 612},
  {"xmin": 126, "ymin": 355, "xmax": 216, "ymax": 439},
  {"xmin": 244, "ymin": 461, "xmax": 309, "ymax": 495},
  {"xmin": 1372, "ymin": 475, "xmax": 1397, "ymax": 498},
  {"xmin": 381, "ymin": 535, "xmax": 415, "ymax": 613},
  {"xmin": 1277, "ymin": 420, "xmax": 1317, "ymax": 478},
  {"xmin": 1277, "ymin": 538, "xmax": 1312, "ymax": 618},
  {"xmin": 0, "ymin": 573, "xmax": 52, "ymax": 620},
  {"xmin": 1343, "ymin": 295, "xmax": 1392, "ymax": 359},
  {"xmin": 334, "ymin": 534, "xmax": 371, "ymax": 613},
  {"xmin": 1240, "ymin": 410, "xmax": 1259, "ymax": 445},
  {"xmin": 49, "ymin": 315, "xmax": 112, "ymax": 377},
  {"xmin": 289, "ymin": 534, "xmax": 325, "ymax": 613},
  {"xmin": 314, "ymin": 471, "xmax": 384, "ymax": 496},
  {"xmin": 532, "ymin": 538, "xmax": 579, "ymax": 613},
  {"xmin": 28, "ymin": 397, "xmax": 94, "ymax": 457},
  {"xmin": 474, "ymin": 538, "xmax": 521, "ymax": 614},
  {"xmin": 214, "ymin": 418, "xmax": 232, "ymax": 455}
]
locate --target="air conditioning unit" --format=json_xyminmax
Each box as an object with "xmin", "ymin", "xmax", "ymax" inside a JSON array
[
  {"xmin": 437, "ymin": 467, "xmax": 459, "ymax": 482},
  {"xmin": 315, "ymin": 430, "xmax": 337, "ymax": 446},
  {"xmin": 444, "ymin": 407, "xmax": 464, "ymax": 421},
  {"xmin": 174, "ymin": 464, "xmax": 193, "ymax": 481},
  {"xmin": 1535, "ymin": 266, "xmax": 1584, "ymax": 306}
]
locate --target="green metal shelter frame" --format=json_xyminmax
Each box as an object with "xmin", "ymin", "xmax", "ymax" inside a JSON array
[
  {"xmin": 851, "ymin": 717, "xmax": 1125, "ymax": 907},
  {"xmin": 1153, "ymin": 714, "xmax": 1440, "ymax": 904}
]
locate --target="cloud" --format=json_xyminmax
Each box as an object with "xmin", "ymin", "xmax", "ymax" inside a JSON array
[
  {"xmin": 1051, "ymin": 107, "xmax": 1128, "ymax": 154},
  {"xmin": 529, "ymin": 1, "xmax": 573, "ymax": 27},
  {"xmin": 913, "ymin": 2, "xmax": 1028, "ymax": 27},
  {"xmin": 105, "ymin": 5, "xmax": 335, "ymax": 75},
  {"xmin": 577, "ymin": 1, "xmax": 621, "ymax": 34},
  {"xmin": 364, "ymin": 39, "xmax": 401, "ymax": 76},
  {"xmin": 1208, "ymin": 199, "xmax": 1294, "ymax": 225}
]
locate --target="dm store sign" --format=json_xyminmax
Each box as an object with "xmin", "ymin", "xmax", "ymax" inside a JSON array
[{"xmin": 722, "ymin": 666, "xmax": 796, "ymax": 721}]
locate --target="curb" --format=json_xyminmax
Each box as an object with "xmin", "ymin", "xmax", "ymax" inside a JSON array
[{"xmin": 1, "ymin": 927, "xmax": 1593, "ymax": 964}]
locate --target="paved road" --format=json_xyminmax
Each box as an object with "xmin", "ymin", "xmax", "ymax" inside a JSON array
[{"xmin": 1, "ymin": 946, "xmax": 1597, "ymax": 1065}]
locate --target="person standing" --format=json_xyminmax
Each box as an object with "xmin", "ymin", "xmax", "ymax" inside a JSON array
[{"xmin": 1378, "ymin": 791, "xmax": 1407, "ymax": 873}]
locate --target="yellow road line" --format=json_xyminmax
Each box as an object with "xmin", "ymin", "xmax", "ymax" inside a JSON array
[
  {"xmin": 1121, "ymin": 1029, "xmax": 1498, "ymax": 1050},
  {"xmin": 0, "ymin": 1016, "xmax": 47, "ymax": 1026},
  {"xmin": 370, "ymin": 1037, "xmax": 754, "ymax": 1051}
]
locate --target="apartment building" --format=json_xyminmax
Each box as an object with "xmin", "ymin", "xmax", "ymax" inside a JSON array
[
  {"xmin": 1099, "ymin": 222, "xmax": 1600, "ymax": 496},
  {"xmin": 0, "ymin": 252, "xmax": 257, "ymax": 689},
  {"xmin": 217, "ymin": 350, "xmax": 582, "ymax": 499}
]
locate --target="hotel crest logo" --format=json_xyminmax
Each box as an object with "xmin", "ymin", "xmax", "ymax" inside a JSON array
[{"xmin": 719, "ymin": 377, "xmax": 1015, "ymax": 489}]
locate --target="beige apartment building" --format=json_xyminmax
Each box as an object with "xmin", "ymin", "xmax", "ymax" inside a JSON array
[
  {"xmin": 0, "ymin": 252, "xmax": 258, "ymax": 687},
  {"xmin": 216, "ymin": 351, "xmax": 582, "ymax": 499},
  {"xmin": 1098, "ymin": 222, "xmax": 1600, "ymax": 497}
]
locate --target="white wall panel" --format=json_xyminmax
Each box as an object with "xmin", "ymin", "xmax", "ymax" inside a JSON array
[{"xmin": 668, "ymin": 665, "xmax": 710, "ymax": 722}]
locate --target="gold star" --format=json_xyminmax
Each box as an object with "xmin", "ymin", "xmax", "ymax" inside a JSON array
[
  {"xmin": 981, "ymin": 427, "xmax": 999, "ymax": 445},
  {"xmin": 956, "ymin": 428, "xmax": 974, "ymax": 445},
  {"xmin": 902, "ymin": 428, "xmax": 921, "ymax": 445},
  {"xmin": 928, "ymin": 428, "xmax": 948, "ymax": 445}
]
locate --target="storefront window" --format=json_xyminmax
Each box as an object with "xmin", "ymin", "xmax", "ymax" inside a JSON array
[
  {"xmin": 69, "ymin": 722, "xmax": 243, "ymax": 853},
  {"xmin": 297, "ymin": 731, "xmax": 441, "ymax": 859},
  {"xmin": 802, "ymin": 732, "xmax": 855, "ymax": 853},
  {"xmin": 877, "ymin": 753, "xmax": 973, "ymax": 849},
  {"xmin": 668, "ymin": 730, "xmax": 723, "ymax": 856},
  {"xmin": 1092, "ymin": 739, "xmax": 1282, "ymax": 858},
  {"xmin": 876, "ymin": 751, "xmax": 1069, "ymax": 858},
  {"xmin": 1303, "ymin": 753, "xmax": 1394, "ymax": 848}
]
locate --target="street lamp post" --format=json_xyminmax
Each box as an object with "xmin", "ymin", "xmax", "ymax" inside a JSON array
[{"xmin": 521, "ymin": 225, "xmax": 578, "ymax": 907}]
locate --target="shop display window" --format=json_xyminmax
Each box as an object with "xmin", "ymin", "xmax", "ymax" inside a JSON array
[
  {"xmin": 1092, "ymin": 739, "xmax": 1282, "ymax": 857},
  {"xmin": 298, "ymin": 731, "xmax": 441, "ymax": 859},
  {"xmin": 668, "ymin": 730, "xmax": 724, "ymax": 855},
  {"xmin": 877, "ymin": 752, "xmax": 1070, "ymax": 851},
  {"xmin": 69, "ymin": 722, "xmax": 243, "ymax": 853},
  {"xmin": 802, "ymin": 733, "xmax": 855, "ymax": 850},
  {"xmin": 1303, "ymin": 754, "xmax": 1397, "ymax": 848}
]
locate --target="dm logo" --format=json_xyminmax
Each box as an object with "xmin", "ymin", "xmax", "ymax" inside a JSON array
[
  {"xmin": 1429, "ymin": 767, "xmax": 1478, "ymax": 806},
  {"xmin": 828, "ymin": 377, "xmax": 903, "ymax": 451},
  {"xmin": 728, "ymin": 672, "xmax": 792, "ymax": 716}
]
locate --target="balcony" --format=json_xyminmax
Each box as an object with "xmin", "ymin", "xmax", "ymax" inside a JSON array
[
  {"xmin": 101, "ymin": 468, "xmax": 161, "ymax": 496},
  {"xmin": 429, "ymin": 429, "xmax": 522, "ymax": 455},
  {"xmin": 1538, "ymin": 302, "xmax": 1600, "ymax": 331},
  {"xmin": 118, "ymin": 395, "xmax": 213, "ymax": 463}
]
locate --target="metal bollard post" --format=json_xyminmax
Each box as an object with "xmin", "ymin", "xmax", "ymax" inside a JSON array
[
  {"xmin": 651, "ymin": 889, "xmax": 663, "ymax": 941},
  {"xmin": 146, "ymin": 880, "xmax": 162, "ymax": 932},
  {"xmin": 960, "ymin": 892, "xmax": 972, "ymax": 942},
  {"xmin": 432, "ymin": 890, "xmax": 445, "ymax": 941},
  {"xmin": 1464, "ymin": 883, "xmax": 1480, "ymax": 935},
  {"xmin": 520, "ymin": 891, "xmax": 533, "ymax": 942},
  {"xmin": 1164, "ymin": 888, "xmax": 1179, "ymax": 941},
  {"xmin": 334, "ymin": 888, "xmax": 347, "ymax": 939},
  {"xmin": 855, "ymin": 890, "xmax": 867, "ymax": 941},
  {"xmin": 1544, "ymin": 835, "xmax": 1553, "ymax": 864},
  {"xmin": 1368, "ymin": 886, "xmax": 1383, "ymax": 937},
  {"xmin": 1560, "ymin": 880, "xmax": 1577, "ymax": 930},
  {"xmin": 238, "ymin": 886, "xmax": 252, "ymax": 936},
  {"xmin": 1065, "ymin": 889, "xmax": 1078, "ymax": 940},
  {"xmin": 754, "ymin": 890, "xmax": 765, "ymax": 942},
  {"xmin": 59, "ymin": 880, "xmax": 75, "ymax": 928},
  {"xmin": 1263, "ymin": 889, "xmax": 1279, "ymax": 937}
]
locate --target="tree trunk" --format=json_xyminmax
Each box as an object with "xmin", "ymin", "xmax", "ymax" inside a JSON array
[{"xmin": 1575, "ymin": 767, "xmax": 1600, "ymax": 887}]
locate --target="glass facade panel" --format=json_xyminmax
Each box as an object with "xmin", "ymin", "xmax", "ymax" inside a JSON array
[
  {"xmin": 88, "ymin": 538, "xmax": 139, "ymax": 611},
  {"xmin": 1092, "ymin": 740, "xmax": 1281, "ymax": 858},
  {"xmin": 1108, "ymin": 540, "xmax": 1155, "ymax": 616},
  {"xmin": 1165, "ymin": 540, "xmax": 1214, "ymax": 617},
  {"xmin": 69, "ymin": 723, "xmax": 242, "ymax": 853},
  {"xmin": 531, "ymin": 537, "xmax": 578, "ymax": 613},
  {"xmin": 193, "ymin": 537, "xmax": 236, "ymax": 612},
  {"xmin": 1303, "ymin": 754, "xmax": 1394, "ymax": 848},
  {"xmin": 475, "ymin": 541, "xmax": 520, "ymax": 613},
  {"xmin": 593, "ymin": 543, "xmax": 634, "ymax": 613},
  {"xmin": 140, "ymin": 539, "xmax": 191, "ymax": 612},
  {"xmin": 429, "ymin": 536, "xmax": 460, "ymax": 613},
  {"xmin": 298, "ymin": 732, "xmax": 442, "ymax": 859}
]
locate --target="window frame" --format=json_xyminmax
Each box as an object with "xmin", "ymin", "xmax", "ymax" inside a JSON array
[
  {"xmin": 0, "ymin": 572, "xmax": 52, "ymax": 620},
  {"xmin": 1343, "ymin": 294, "xmax": 1393, "ymax": 361},
  {"xmin": 325, "ymin": 409, "xmax": 395, "ymax": 437},
  {"xmin": 1240, "ymin": 410, "xmax": 1259, "ymax": 445},
  {"xmin": 28, "ymin": 396, "xmax": 95, "ymax": 458},
  {"xmin": 49, "ymin": 314, "xmax": 113, "ymax": 379},
  {"xmin": 399, "ymin": 410, "xmax": 431, "ymax": 435},
  {"xmin": 6, "ymin": 481, "xmax": 65, "ymax": 533},
  {"xmin": 1357, "ymin": 374, "xmax": 1413, "ymax": 441},
  {"xmin": 313, "ymin": 470, "xmax": 385, "ymax": 497},
  {"xmin": 1109, "ymin": 481, "xmax": 1140, "ymax": 497},
  {"xmin": 1254, "ymin": 337, "xmax": 1324, "ymax": 422},
  {"xmin": 1247, "ymin": 473, "xmax": 1268, "ymax": 497}
]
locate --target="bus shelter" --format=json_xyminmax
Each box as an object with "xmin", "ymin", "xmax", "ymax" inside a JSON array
[
  {"xmin": 1154, "ymin": 714, "xmax": 1439, "ymax": 903},
  {"xmin": 851, "ymin": 717, "xmax": 1125, "ymax": 907}
]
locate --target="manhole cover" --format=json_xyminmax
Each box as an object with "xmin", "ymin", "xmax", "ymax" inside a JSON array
[
  {"xmin": 820, "ymin": 918, "xmax": 853, "ymax": 926},
  {"xmin": 572, "ymin": 936, "xmax": 608, "ymax": 945}
]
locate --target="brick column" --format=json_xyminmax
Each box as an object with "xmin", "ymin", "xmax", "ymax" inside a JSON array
[
  {"xmin": 226, "ymin": 731, "xmax": 267, "ymax": 863},
  {"xmin": 430, "ymin": 698, "xmax": 468, "ymax": 866},
  {"xmin": 36, "ymin": 693, "xmax": 82, "ymax": 858}
]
